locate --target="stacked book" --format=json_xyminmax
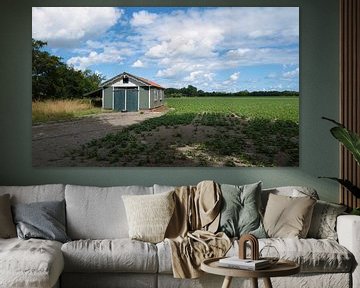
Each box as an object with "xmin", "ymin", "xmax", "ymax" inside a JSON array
[{"xmin": 218, "ymin": 257, "xmax": 271, "ymax": 270}]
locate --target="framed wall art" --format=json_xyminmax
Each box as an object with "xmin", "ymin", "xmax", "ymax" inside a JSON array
[{"xmin": 32, "ymin": 7, "xmax": 299, "ymax": 167}]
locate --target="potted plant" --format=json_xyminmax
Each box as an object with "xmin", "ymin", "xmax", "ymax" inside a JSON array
[{"xmin": 320, "ymin": 117, "xmax": 360, "ymax": 215}]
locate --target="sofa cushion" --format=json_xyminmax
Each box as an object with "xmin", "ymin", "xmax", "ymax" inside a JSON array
[
  {"xmin": 218, "ymin": 182, "xmax": 266, "ymax": 238},
  {"xmin": 0, "ymin": 194, "xmax": 16, "ymax": 238},
  {"xmin": 65, "ymin": 185, "xmax": 153, "ymax": 239},
  {"xmin": 307, "ymin": 200, "xmax": 347, "ymax": 240},
  {"xmin": 61, "ymin": 273, "xmax": 157, "ymax": 288},
  {"xmin": 158, "ymin": 237, "xmax": 353, "ymax": 274},
  {"xmin": 61, "ymin": 239, "xmax": 158, "ymax": 273},
  {"xmin": 263, "ymin": 193, "xmax": 316, "ymax": 238},
  {"xmin": 122, "ymin": 191, "xmax": 175, "ymax": 243},
  {"xmin": 261, "ymin": 238, "xmax": 354, "ymax": 273},
  {"xmin": 156, "ymin": 240, "xmax": 173, "ymax": 274},
  {"xmin": 233, "ymin": 238, "xmax": 353, "ymax": 273},
  {"xmin": 153, "ymin": 184, "xmax": 176, "ymax": 194},
  {"xmin": 12, "ymin": 200, "xmax": 70, "ymax": 243},
  {"xmin": 0, "ymin": 184, "xmax": 65, "ymax": 204},
  {"xmin": 0, "ymin": 238, "xmax": 64, "ymax": 288},
  {"xmin": 261, "ymin": 186, "xmax": 319, "ymax": 212}
]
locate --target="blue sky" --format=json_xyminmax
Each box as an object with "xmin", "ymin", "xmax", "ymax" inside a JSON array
[{"xmin": 32, "ymin": 7, "xmax": 299, "ymax": 92}]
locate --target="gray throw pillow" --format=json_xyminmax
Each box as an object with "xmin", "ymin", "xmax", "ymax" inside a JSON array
[
  {"xmin": 0, "ymin": 194, "xmax": 16, "ymax": 238},
  {"xmin": 307, "ymin": 200, "xmax": 347, "ymax": 240},
  {"xmin": 218, "ymin": 182, "xmax": 266, "ymax": 238},
  {"xmin": 12, "ymin": 200, "xmax": 70, "ymax": 243}
]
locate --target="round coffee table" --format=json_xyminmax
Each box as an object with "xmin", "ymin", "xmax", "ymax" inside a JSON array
[{"xmin": 201, "ymin": 257, "xmax": 300, "ymax": 288}]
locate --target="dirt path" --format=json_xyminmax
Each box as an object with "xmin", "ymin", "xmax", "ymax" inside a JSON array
[{"xmin": 32, "ymin": 110, "xmax": 167, "ymax": 166}]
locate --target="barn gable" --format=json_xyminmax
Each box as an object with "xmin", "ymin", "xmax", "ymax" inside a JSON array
[{"xmin": 101, "ymin": 72, "xmax": 164, "ymax": 89}]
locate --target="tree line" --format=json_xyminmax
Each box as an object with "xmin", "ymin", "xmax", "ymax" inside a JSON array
[
  {"xmin": 32, "ymin": 39, "xmax": 103, "ymax": 101},
  {"xmin": 165, "ymin": 85, "xmax": 299, "ymax": 98}
]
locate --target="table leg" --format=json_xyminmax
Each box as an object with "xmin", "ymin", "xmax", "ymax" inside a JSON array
[
  {"xmin": 251, "ymin": 278, "xmax": 258, "ymax": 288},
  {"xmin": 222, "ymin": 276, "xmax": 233, "ymax": 288},
  {"xmin": 263, "ymin": 277, "xmax": 273, "ymax": 288}
]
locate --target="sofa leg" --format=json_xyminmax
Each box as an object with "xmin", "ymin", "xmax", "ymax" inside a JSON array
[
  {"xmin": 221, "ymin": 276, "xmax": 232, "ymax": 288},
  {"xmin": 263, "ymin": 277, "xmax": 273, "ymax": 288}
]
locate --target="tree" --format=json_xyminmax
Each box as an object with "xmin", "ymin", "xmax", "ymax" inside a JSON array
[
  {"xmin": 186, "ymin": 85, "xmax": 198, "ymax": 97},
  {"xmin": 164, "ymin": 85, "xmax": 299, "ymax": 98},
  {"xmin": 32, "ymin": 39, "xmax": 104, "ymax": 100}
]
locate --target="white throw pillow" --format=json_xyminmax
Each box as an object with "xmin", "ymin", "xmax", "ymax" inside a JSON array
[{"xmin": 122, "ymin": 191, "xmax": 175, "ymax": 243}]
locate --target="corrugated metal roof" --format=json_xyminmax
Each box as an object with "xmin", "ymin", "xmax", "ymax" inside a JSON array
[
  {"xmin": 101, "ymin": 72, "xmax": 165, "ymax": 89},
  {"xmin": 137, "ymin": 76, "xmax": 164, "ymax": 89}
]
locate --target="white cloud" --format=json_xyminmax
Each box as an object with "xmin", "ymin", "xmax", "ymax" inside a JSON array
[
  {"xmin": 222, "ymin": 72, "xmax": 241, "ymax": 86},
  {"xmin": 66, "ymin": 38, "xmax": 135, "ymax": 70},
  {"xmin": 282, "ymin": 67, "xmax": 299, "ymax": 78},
  {"xmin": 130, "ymin": 10, "xmax": 158, "ymax": 26},
  {"xmin": 129, "ymin": 7, "xmax": 298, "ymax": 91},
  {"xmin": 32, "ymin": 7, "xmax": 122, "ymax": 46},
  {"xmin": 227, "ymin": 48, "xmax": 251, "ymax": 58},
  {"xmin": 134, "ymin": 7, "xmax": 298, "ymax": 56},
  {"xmin": 225, "ymin": 48, "xmax": 298, "ymax": 67},
  {"xmin": 132, "ymin": 59, "xmax": 145, "ymax": 68},
  {"xmin": 157, "ymin": 62, "xmax": 205, "ymax": 78},
  {"xmin": 230, "ymin": 72, "xmax": 240, "ymax": 81},
  {"xmin": 184, "ymin": 71, "xmax": 215, "ymax": 83},
  {"xmin": 67, "ymin": 47, "xmax": 126, "ymax": 70}
]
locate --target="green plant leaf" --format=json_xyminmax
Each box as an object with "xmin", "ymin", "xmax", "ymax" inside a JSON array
[
  {"xmin": 330, "ymin": 127, "xmax": 360, "ymax": 165},
  {"xmin": 319, "ymin": 177, "xmax": 360, "ymax": 198},
  {"xmin": 351, "ymin": 208, "xmax": 360, "ymax": 215},
  {"xmin": 322, "ymin": 117, "xmax": 360, "ymax": 165}
]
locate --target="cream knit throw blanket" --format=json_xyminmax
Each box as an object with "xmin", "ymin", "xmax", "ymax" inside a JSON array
[{"xmin": 165, "ymin": 180, "xmax": 231, "ymax": 279}]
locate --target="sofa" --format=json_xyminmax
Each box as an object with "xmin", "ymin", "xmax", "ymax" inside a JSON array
[{"xmin": 0, "ymin": 183, "xmax": 359, "ymax": 288}]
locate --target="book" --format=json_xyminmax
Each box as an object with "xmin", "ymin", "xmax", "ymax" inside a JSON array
[{"xmin": 218, "ymin": 257, "xmax": 271, "ymax": 270}]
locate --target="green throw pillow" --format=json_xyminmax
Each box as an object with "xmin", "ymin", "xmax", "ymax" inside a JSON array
[{"xmin": 218, "ymin": 182, "xmax": 266, "ymax": 238}]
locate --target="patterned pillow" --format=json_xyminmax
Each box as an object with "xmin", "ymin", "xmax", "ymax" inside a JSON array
[
  {"xmin": 122, "ymin": 191, "xmax": 175, "ymax": 243},
  {"xmin": 307, "ymin": 200, "xmax": 347, "ymax": 240},
  {"xmin": 218, "ymin": 182, "xmax": 266, "ymax": 238}
]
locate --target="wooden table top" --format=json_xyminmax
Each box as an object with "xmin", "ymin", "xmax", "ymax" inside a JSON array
[{"xmin": 201, "ymin": 257, "xmax": 300, "ymax": 278}]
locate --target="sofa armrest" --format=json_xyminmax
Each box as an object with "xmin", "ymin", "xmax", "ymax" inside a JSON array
[{"xmin": 337, "ymin": 215, "xmax": 360, "ymax": 288}]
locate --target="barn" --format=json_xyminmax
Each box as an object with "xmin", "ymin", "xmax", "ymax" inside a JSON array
[{"xmin": 97, "ymin": 72, "xmax": 165, "ymax": 112}]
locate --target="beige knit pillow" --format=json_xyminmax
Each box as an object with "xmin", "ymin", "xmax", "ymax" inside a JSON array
[
  {"xmin": 263, "ymin": 193, "xmax": 316, "ymax": 238},
  {"xmin": 0, "ymin": 194, "xmax": 17, "ymax": 238},
  {"xmin": 122, "ymin": 191, "xmax": 175, "ymax": 243}
]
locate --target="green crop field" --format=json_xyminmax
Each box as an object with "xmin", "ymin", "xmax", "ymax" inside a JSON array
[
  {"xmin": 165, "ymin": 97, "xmax": 299, "ymax": 122},
  {"xmin": 69, "ymin": 96, "xmax": 299, "ymax": 167}
]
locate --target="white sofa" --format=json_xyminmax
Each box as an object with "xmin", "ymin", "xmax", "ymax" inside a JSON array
[{"xmin": 0, "ymin": 184, "xmax": 359, "ymax": 288}]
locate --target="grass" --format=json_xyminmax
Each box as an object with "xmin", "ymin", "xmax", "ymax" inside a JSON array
[
  {"xmin": 32, "ymin": 99, "xmax": 106, "ymax": 124},
  {"xmin": 69, "ymin": 96, "xmax": 299, "ymax": 167}
]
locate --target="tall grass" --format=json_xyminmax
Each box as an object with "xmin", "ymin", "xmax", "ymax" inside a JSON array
[{"xmin": 32, "ymin": 99, "xmax": 104, "ymax": 124}]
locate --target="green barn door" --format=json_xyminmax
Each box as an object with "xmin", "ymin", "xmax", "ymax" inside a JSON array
[
  {"xmin": 114, "ymin": 88, "xmax": 125, "ymax": 111},
  {"xmin": 126, "ymin": 89, "xmax": 138, "ymax": 112}
]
